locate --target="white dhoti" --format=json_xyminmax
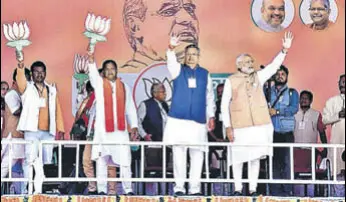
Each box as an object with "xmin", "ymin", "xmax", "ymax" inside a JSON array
[
  {"xmin": 228, "ymin": 124, "xmax": 274, "ymax": 165},
  {"xmin": 328, "ymin": 119, "xmax": 345, "ymax": 174},
  {"xmin": 1, "ymin": 134, "xmax": 25, "ymax": 178},
  {"xmin": 164, "ymin": 117, "xmax": 208, "ymax": 194},
  {"xmin": 228, "ymin": 124, "xmax": 274, "ymax": 192},
  {"xmin": 91, "ymin": 131, "xmax": 133, "ymax": 194},
  {"xmin": 88, "ymin": 61, "xmax": 139, "ymax": 194}
]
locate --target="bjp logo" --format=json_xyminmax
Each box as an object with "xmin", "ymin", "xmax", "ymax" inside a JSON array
[{"xmin": 133, "ymin": 63, "xmax": 173, "ymax": 108}]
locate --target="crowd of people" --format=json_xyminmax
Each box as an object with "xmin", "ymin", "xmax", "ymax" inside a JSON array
[{"xmin": 1, "ymin": 32, "xmax": 345, "ymax": 197}]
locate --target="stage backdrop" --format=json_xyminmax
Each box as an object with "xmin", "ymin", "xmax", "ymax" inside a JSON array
[{"xmin": 1, "ymin": 0, "xmax": 345, "ymax": 139}]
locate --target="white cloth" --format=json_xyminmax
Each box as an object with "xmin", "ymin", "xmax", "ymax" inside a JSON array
[
  {"xmin": 86, "ymin": 100, "xmax": 96, "ymax": 139},
  {"xmin": 221, "ymin": 51, "xmax": 286, "ymax": 165},
  {"xmin": 17, "ymin": 81, "xmax": 57, "ymax": 136},
  {"xmin": 137, "ymin": 99, "xmax": 168, "ymax": 138},
  {"xmin": 163, "ymin": 50, "xmax": 215, "ymax": 151},
  {"xmin": 88, "ymin": 62, "xmax": 138, "ymax": 167},
  {"xmin": 1, "ymin": 135, "xmax": 25, "ymax": 160},
  {"xmin": 1, "ymin": 147, "xmax": 21, "ymax": 178},
  {"xmin": 256, "ymin": 18, "xmax": 284, "ymax": 32},
  {"xmin": 173, "ymin": 146, "xmax": 204, "ymax": 194},
  {"xmin": 233, "ymin": 159, "xmax": 260, "ymax": 192},
  {"xmin": 96, "ymin": 156, "xmax": 133, "ymax": 194},
  {"xmin": 322, "ymin": 94, "xmax": 345, "ymax": 173},
  {"xmin": 5, "ymin": 90, "xmax": 21, "ymax": 114},
  {"xmin": 23, "ymin": 130, "xmax": 55, "ymax": 194},
  {"xmin": 1, "ymin": 134, "xmax": 25, "ymax": 179},
  {"xmin": 3, "ymin": 90, "xmax": 25, "ymax": 159}
]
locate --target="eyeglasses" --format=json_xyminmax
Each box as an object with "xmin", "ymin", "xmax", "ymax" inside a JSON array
[{"xmin": 309, "ymin": 7, "xmax": 327, "ymax": 12}]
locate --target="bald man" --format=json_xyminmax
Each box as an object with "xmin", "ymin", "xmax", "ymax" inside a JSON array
[
  {"xmin": 256, "ymin": 0, "xmax": 286, "ymax": 32},
  {"xmin": 307, "ymin": 0, "xmax": 334, "ymax": 30}
]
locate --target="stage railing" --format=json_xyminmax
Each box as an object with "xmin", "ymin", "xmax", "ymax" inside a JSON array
[{"xmin": 1, "ymin": 140, "xmax": 345, "ymax": 195}]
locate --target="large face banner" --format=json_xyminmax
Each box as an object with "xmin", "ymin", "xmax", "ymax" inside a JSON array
[{"xmin": 1, "ymin": 0, "xmax": 345, "ymax": 137}]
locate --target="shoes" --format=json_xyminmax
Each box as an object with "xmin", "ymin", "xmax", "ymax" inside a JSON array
[
  {"xmin": 249, "ymin": 192, "xmax": 259, "ymax": 197},
  {"xmin": 88, "ymin": 191, "xmax": 98, "ymax": 195},
  {"xmin": 174, "ymin": 191, "xmax": 185, "ymax": 196},
  {"xmin": 232, "ymin": 191, "xmax": 243, "ymax": 196},
  {"xmin": 98, "ymin": 192, "xmax": 107, "ymax": 195},
  {"xmin": 126, "ymin": 192, "xmax": 135, "ymax": 196},
  {"xmin": 190, "ymin": 192, "xmax": 202, "ymax": 196}
]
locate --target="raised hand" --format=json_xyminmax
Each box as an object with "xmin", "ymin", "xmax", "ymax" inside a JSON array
[
  {"xmin": 87, "ymin": 49, "xmax": 95, "ymax": 64},
  {"xmin": 282, "ymin": 31, "xmax": 294, "ymax": 50},
  {"xmin": 16, "ymin": 50, "xmax": 24, "ymax": 68},
  {"xmin": 169, "ymin": 33, "xmax": 181, "ymax": 49}
]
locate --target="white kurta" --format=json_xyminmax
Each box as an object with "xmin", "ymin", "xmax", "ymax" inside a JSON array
[
  {"xmin": 88, "ymin": 62, "xmax": 138, "ymax": 167},
  {"xmin": 163, "ymin": 50, "xmax": 215, "ymax": 151},
  {"xmin": 322, "ymin": 94, "xmax": 345, "ymax": 173},
  {"xmin": 2, "ymin": 90, "xmax": 25, "ymax": 159},
  {"xmin": 221, "ymin": 52, "xmax": 286, "ymax": 165}
]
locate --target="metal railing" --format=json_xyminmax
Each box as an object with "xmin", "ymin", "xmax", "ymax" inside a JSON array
[{"xmin": 1, "ymin": 140, "xmax": 345, "ymax": 195}]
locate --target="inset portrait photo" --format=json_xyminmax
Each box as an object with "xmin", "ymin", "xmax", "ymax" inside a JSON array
[
  {"xmin": 300, "ymin": 0, "xmax": 338, "ymax": 31},
  {"xmin": 252, "ymin": 0, "xmax": 295, "ymax": 33}
]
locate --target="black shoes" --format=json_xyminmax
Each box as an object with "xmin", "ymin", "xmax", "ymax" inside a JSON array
[
  {"xmin": 174, "ymin": 191, "xmax": 185, "ymax": 196},
  {"xmin": 232, "ymin": 191, "xmax": 243, "ymax": 196},
  {"xmin": 126, "ymin": 192, "xmax": 135, "ymax": 196},
  {"xmin": 249, "ymin": 192, "xmax": 259, "ymax": 197},
  {"xmin": 88, "ymin": 191, "xmax": 98, "ymax": 195},
  {"xmin": 190, "ymin": 193, "xmax": 203, "ymax": 196}
]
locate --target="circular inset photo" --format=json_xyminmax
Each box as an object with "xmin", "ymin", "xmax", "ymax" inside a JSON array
[
  {"xmin": 300, "ymin": 0, "xmax": 338, "ymax": 31},
  {"xmin": 252, "ymin": 0, "xmax": 295, "ymax": 33}
]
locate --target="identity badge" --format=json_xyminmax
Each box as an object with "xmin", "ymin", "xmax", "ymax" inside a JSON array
[
  {"xmin": 298, "ymin": 121, "xmax": 306, "ymax": 130},
  {"xmin": 188, "ymin": 78, "xmax": 197, "ymax": 88}
]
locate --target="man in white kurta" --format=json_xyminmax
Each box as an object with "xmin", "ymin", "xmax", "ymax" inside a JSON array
[
  {"xmin": 1, "ymin": 68, "xmax": 31, "ymax": 194},
  {"xmin": 16, "ymin": 59, "xmax": 65, "ymax": 194},
  {"xmin": 163, "ymin": 36, "xmax": 215, "ymax": 196},
  {"xmin": 221, "ymin": 32, "xmax": 294, "ymax": 196},
  {"xmin": 323, "ymin": 74, "xmax": 345, "ymax": 175},
  {"xmin": 87, "ymin": 55, "xmax": 138, "ymax": 195}
]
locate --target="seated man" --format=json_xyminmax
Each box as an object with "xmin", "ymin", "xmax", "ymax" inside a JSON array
[
  {"xmin": 137, "ymin": 83, "xmax": 170, "ymax": 195},
  {"xmin": 138, "ymin": 83, "xmax": 169, "ymax": 167}
]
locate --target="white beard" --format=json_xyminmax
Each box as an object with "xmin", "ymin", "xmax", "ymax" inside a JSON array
[{"xmin": 240, "ymin": 67, "xmax": 255, "ymax": 74}]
